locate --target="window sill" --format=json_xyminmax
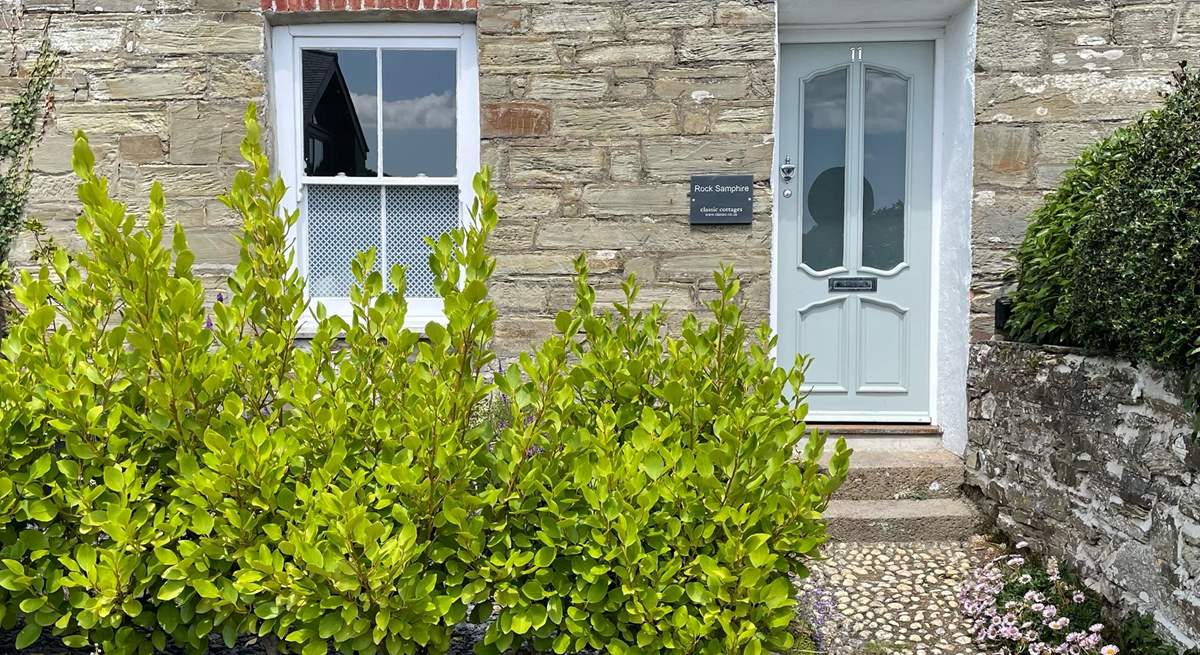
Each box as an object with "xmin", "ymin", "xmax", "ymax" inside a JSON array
[{"xmin": 296, "ymin": 300, "xmax": 446, "ymax": 339}]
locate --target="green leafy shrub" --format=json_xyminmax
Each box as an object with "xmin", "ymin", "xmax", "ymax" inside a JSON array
[
  {"xmin": 0, "ymin": 106, "xmax": 498, "ymax": 655},
  {"xmin": 478, "ymin": 266, "xmax": 849, "ymax": 655},
  {"xmin": 1008, "ymin": 62, "xmax": 1200, "ymax": 387},
  {"xmin": 0, "ymin": 105, "xmax": 847, "ymax": 655}
]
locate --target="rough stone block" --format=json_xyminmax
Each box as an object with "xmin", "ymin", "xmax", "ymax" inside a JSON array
[
  {"xmin": 482, "ymin": 101, "xmax": 552, "ymax": 137},
  {"xmin": 206, "ymin": 55, "xmax": 266, "ymax": 100},
  {"xmin": 480, "ymin": 37, "xmax": 561, "ymax": 73},
  {"xmin": 575, "ymin": 42, "xmax": 674, "ymax": 67},
  {"xmin": 119, "ymin": 134, "xmax": 166, "ymax": 164},
  {"xmin": 971, "ymin": 188, "xmax": 1046, "ymax": 248},
  {"xmin": 1012, "ymin": 0, "xmax": 1112, "ymax": 24},
  {"xmin": 53, "ymin": 103, "xmax": 168, "ymax": 136},
  {"xmin": 658, "ymin": 253, "xmax": 769, "ymax": 280},
  {"xmin": 48, "ymin": 20, "xmax": 124, "ymax": 53},
  {"xmin": 581, "ymin": 184, "xmax": 689, "ymax": 216},
  {"xmin": 652, "ymin": 75, "xmax": 751, "ymax": 101},
  {"xmin": 534, "ymin": 219, "xmax": 654, "ymax": 250},
  {"xmin": 130, "ymin": 16, "xmax": 263, "ymax": 55},
  {"xmin": 493, "ymin": 251, "xmax": 578, "ymax": 277},
  {"xmin": 478, "ymin": 5, "xmax": 525, "ymax": 34},
  {"xmin": 608, "ymin": 148, "xmax": 642, "ymax": 182},
  {"xmin": 530, "ymin": 5, "xmax": 612, "ymax": 32},
  {"xmin": 974, "ymin": 125, "xmax": 1035, "ymax": 187},
  {"xmin": 526, "ymin": 74, "xmax": 607, "ymax": 100},
  {"xmin": 488, "ymin": 217, "xmax": 536, "ymax": 251},
  {"xmin": 551, "ymin": 283, "xmax": 696, "ymax": 312},
  {"xmin": 1114, "ymin": 4, "xmax": 1178, "ymax": 44},
  {"xmin": 168, "ymin": 102, "xmax": 243, "ymax": 164},
  {"xmin": 505, "ymin": 146, "xmax": 604, "ymax": 185},
  {"xmin": 712, "ymin": 104, "xmax": 772, "ymax": 134},
  {"xmin": 976, "ymin": 71, "xmax": 1171, "ymax": 123},
  {"xmin": 91, "ymin": 69, "xmax": 205, "ymax": 101},
  {"xmin": 496, "ymin": 188, "xmax": 560, "ymax": 218},
  {"xmin": 195, "ymin": 0, "xmax": 260, "ymax": 11},
  {"xmin": 1046, "ymin": 46, "xmax": 1126, "ymax": 72},
  {"xmin": 489, "ymin": 281, "xmax": 548, "ymax": 313},
  {"xmin": 124, "ymin": 164, "xmax": 231, "ymax": 198},
  {"xmin": 553, "ymin": 103, "xmax": 676, "ymax": 136},
  {"xmin": 678, "ymin": 28, "xmax": 772, "ymax": 62},
  {"xmin": 642, "ymin": 136, "xmax": 773, "ymax": 181},
  {"xmin": 184, "ymin": 229, "xmax": 241, "ymax": 269},
  {"xmin": 977, "ymin": 24, "xmax": 1047, "ymax": 72},
  {"xmin": 714, "ymin": 1, "xmax": 774, "ymax": 25},
  {"xmin": 34, "ymin": 133, "xmax": 115, "ymax": 174},
  {"xmin": 493, "ymin": 316, "xmax": 555, "ymax": 357},
  {"xmin": 622, "ymin": 1, "xmax": 714, "ymax": 29}
]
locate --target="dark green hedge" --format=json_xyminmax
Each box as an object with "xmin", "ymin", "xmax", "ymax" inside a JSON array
[{"xmin": 1008, "ymin": 62, "xmax": 1200, "ymax": 401}]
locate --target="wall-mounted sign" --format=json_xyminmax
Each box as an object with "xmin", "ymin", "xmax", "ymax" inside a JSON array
[
  {"xmin": 828, "ymin": 277, "xmax": 878, "ymax": 293},
  {"xmin": 689, "ymin": 174, "xmax": 753, "ymax": 225}
]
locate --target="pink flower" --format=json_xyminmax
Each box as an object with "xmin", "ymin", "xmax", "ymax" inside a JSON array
[{"xmin": 1100, "ymin": 646, "xmax": 1120, "ymax": 655}]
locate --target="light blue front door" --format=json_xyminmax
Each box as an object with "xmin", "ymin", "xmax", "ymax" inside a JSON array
[{"xmin": 777, "ymin": 41, "xmax": 934, "ymax": 422}]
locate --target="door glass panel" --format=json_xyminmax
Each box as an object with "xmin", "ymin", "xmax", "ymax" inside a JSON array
[
  {"xmin": 381, "ymin": 49, "xmax": 457, "ymax": 178},
  {"xmin": 801, "ymin": 67, "xmax": 848, "ymax": 272},
  {"xmin": 302, "ymin": 48, "xmax": 378, "ymax": 177},
  {"xmin": 862, "ymin": 67, "xmax": 908, "ymax": 270}
]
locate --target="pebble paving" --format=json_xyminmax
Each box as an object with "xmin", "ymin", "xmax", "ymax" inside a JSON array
[{"xmin": 799, "ymin": 536, "xmax": 1001, "ymax": 655}]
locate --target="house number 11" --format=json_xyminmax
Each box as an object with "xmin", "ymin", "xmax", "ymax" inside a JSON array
[{"xmin": 849, "ymin": 47, "xmax": 864, "ymax": 61}]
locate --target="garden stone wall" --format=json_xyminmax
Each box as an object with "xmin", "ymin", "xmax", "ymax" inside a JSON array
[
  {"xmin": 970, "ymin": 0, "xmax": 1198, "ymax": 340},
  {"xmin": 966, "ymin": 341, "xmax": 1200, "ymax": 647}
]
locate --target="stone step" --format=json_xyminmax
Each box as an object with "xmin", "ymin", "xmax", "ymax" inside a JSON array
[
  {"xmin": 810, "ymin": 423, "xmax": 945, "ymax": 452},
  {"xmin": 828, "ymin": 448, "xmax": 966, "ymax": 501},
  {"xmin": 824, "ymin": 498, "xmax": 986, "ymax": 543}
]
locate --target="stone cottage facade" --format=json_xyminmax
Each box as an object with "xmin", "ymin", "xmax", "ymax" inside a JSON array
[{"xmin": 5, "ymin": 0, "xmax": 1198, "ymax": 449}]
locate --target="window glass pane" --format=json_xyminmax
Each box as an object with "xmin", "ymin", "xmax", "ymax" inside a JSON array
[
  {"xmin": 801, "ymin": 68, "xmax": 847, "ymax": 272},
  {"xmin": 302, "ymin": 49, "xmax": 378, "ymax": 177},
  {"xmin": 385, "ymin": 186, "xmax": 460, "ymax": 297},
  {"xmin": 381, "ymin": 49, "xmax": 456, "ymax": 178},
  {"xmin": 306, "ymin": 185, "xmax": 381, "ymax": 296},
  {"xmin": 862, "ymin": 67, "xmax": 908, "ymax": 270}
]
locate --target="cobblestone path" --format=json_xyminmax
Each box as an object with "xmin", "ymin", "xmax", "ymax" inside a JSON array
[{"xmin": 799, "ymin": 536, "xmax": 1001, "ymax": 655}]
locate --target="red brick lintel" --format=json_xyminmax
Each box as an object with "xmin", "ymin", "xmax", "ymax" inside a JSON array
[{"xmin": 263, "ymin": 0, "xmax": 476, "ymax": 14}]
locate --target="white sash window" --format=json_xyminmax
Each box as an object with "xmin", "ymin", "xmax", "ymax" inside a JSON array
[{"xmin": 270, "ymin": 23, "xmax": 480, "ymax": 330}]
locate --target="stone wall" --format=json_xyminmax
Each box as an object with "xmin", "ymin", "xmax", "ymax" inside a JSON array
[
  {"xmin": 4, "ymin": 0, "xmax": 776, "ymax": 352},
  {"xmin": 4, "ymin": 0, "xmax": 267, "ymax": 296},
  {"xmin": 477, "ymin": 0, "xmax": 776, "ymax": 354},
  {"xmin": 970, "ymin": 0, "xmax": 1198, "ymax": 340},
  {"xmin": 966, "ymin": 341, "xmax": 1200, "ymax": 647}
]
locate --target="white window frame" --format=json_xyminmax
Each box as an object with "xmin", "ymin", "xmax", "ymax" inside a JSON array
[{"xmin": 270, "ymin": 23, "xmax": 481, "ymax": 332}]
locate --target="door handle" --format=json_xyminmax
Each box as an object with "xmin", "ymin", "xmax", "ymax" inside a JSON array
[{"xmin": 780, "ymin": 156, "xmax": 796, "ymax": 183}]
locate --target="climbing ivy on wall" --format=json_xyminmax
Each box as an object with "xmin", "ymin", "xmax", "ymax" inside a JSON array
[
  {"xmin": 0, "ymin": 37, "xmax": 57, "ymax": 336},
  {"xmin": 0, "ymin": 39, "xmax": 56, "ymax": 262}
]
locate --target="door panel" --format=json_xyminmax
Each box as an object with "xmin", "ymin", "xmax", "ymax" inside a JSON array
[
  {"xmin": 858, "ymin": 297, "xmax": 909, "ymax": 392},
  {"xmin": 797, "ymin": 297, "xmax": 850, "ymax": 392},
  {"xmin": 777, "ymin": 41, "xmax": 933, "ymax": 422}
]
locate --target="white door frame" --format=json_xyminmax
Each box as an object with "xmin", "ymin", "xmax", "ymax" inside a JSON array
[{"xmin": 772, "ymin": 22, "xmax": 947, "ymax": 426}]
